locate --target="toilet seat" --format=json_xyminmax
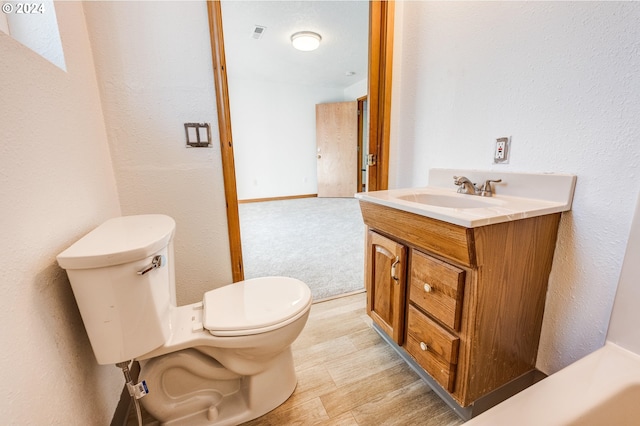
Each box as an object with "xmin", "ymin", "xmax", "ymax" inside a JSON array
[{"xmin": 203, "ymin": 277, "xmax": 312, "ymax": 337}]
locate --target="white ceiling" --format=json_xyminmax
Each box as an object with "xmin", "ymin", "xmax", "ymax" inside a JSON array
[{"xmin": 220, "ymin": 1, "xmax": 369, "ymax": 89}]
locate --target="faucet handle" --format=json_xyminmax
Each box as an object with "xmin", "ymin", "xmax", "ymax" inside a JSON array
[{"xmin": 480, "ymin": 179, "xmax": 502, "ymax": 197}]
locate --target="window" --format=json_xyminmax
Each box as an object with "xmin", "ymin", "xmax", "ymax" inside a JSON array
[{"xmin": 1, "ymin": 1, "xmax": 66, "ymax": 71}]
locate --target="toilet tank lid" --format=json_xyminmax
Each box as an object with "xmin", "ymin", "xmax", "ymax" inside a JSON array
[{"xmin": 57, "ymin": 214, "xmax": 176, "ymax": 270}]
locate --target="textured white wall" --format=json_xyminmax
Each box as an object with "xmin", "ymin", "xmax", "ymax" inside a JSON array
[
  {"xmin": 84, "ymin": 1, "xmax": 232, "ymax": 305},
  {"xmin": 229, "ymin": 77, "xmax": 367, "ymax": 201},
  {"xmin": 344, "ymin": 77, "xmax": 367, "ymax": 101},
  {"xmin": 228, "ymin": 77, "xmax": 345, "ymax": 200},
  {"xmin": 0, "ymin": 2, "xmax": 122, "ymax": 423},
  {"xmin": 391, "ymin": 1, "xmax": 640, "ymax": 374}
]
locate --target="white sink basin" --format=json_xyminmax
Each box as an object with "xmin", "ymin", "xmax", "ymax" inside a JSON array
[
  {"xmin": 396, "ymin": 193, "xmax": 502, "ymax": 209},
  {"xmin": 355, "ymin": 169, "xmax": 577, "ymax": 228}
]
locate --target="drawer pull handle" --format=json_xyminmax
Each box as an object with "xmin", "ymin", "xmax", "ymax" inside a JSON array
[
  {"xmin": 423, "ymin": 283, "xmax": 433, "ymax": 293},
  {"xmin": 391, "ymin": 257, "xmax": 400, "ymax": 282},
  {"xmin": 420, "ymin": 342, "xmax": 428, "ymax": 351}
]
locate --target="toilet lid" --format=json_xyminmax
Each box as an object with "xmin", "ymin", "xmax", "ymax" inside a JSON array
[{"xmin": 203, "ymin": 277, "xmax": 312, "ymax": 336}]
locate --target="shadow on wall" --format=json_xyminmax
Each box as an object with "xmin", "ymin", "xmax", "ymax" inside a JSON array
[
  {"xmin": 538, "ymin": 210, "xmax": 587, "ymax": 372},
  {"xmin": 33, "ymin": 262, "xmax": 116, "ymax": 420}
]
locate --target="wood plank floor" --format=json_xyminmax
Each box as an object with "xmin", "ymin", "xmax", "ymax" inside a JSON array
[{"xmin": 127, "ymin": 293, "xmax": 464, "ymax": 426}]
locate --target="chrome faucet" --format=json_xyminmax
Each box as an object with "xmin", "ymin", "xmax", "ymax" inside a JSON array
[
  {"xmin": 453, "ymin": 176, "xmax": 478, "ymax": 195},
  {"xmin": 453, "ymin": 176, "xmax": 502, "ymax": 197}
]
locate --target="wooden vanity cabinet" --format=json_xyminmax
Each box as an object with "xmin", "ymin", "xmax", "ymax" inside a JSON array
[{"xmin": 360, "ymin": 200, "xmax": 562, "ymax": 408}]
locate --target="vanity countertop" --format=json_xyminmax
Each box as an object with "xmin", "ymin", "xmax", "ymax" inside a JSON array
[{"xmin": 355, "ymin": 169, "xmax": 577, "ymax": 228}]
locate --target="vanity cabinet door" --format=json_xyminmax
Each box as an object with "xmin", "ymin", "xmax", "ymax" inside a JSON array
[{"xmin": 366, "ymin": 230, "xmax": 407, "ymax": 344}]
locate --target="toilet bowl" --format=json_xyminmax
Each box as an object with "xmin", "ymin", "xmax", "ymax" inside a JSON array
[{"xmin": 56, "ymin": 215, "xmax": 312, "ymax": 425}]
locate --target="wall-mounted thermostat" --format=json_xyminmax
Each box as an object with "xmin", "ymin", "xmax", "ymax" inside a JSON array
[{"xmin": 184, "ymin": 123, "xmax": 212, "ymax": 148}]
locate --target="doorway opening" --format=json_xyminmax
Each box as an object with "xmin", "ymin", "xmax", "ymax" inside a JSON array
[{"xmin": 207, "ymin": 1, "xmax": 395, "ymax": 298}]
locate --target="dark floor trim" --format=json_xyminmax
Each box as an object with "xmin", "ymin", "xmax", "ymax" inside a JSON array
[
  {"xmin": 372, "ymin": 323, "xmax": 547, "ymax": 421},
  {"xmin": 313, "ymin": 288, "xmax": 366, "ymax": 304}
]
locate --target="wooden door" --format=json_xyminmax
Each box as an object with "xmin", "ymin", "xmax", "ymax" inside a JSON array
[
  {"xmin": 316, "ymin": 101, "xmax": 358, "ymax": 197},
  {"xmin": 366, "ymin": 229, "xmax": 407, "ymax": 344}
]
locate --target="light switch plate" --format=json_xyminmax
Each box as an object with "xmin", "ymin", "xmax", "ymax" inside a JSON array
[{"xmin": 184, "ymin": 123, "xmax": 212, "ymax": 148}]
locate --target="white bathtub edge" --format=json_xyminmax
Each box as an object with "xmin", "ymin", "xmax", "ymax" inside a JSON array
[{"xmin": 465, "ymin": 342, "xmax": 640, "ymax": 425}]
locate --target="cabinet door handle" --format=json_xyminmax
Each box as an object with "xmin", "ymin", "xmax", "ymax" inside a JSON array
[
  {"xmin": 423, "ymin": 283, "xmax": 433, "ymax": 293},
  {"xmin": 391, "ymin": 257, "xmax": 400, "ymax": 282},
  {"xmin": 420, "ymin": 342, "xmax": 428, "ymax": 351}
]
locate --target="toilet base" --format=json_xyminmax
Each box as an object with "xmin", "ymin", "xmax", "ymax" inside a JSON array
[{"xmin": 139, "ymin": 347, "xmax": 298, "ymax": 425}]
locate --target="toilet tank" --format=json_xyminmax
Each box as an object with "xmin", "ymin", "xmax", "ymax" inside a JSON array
[{"xmin": 57, "ymin": 215, "xmax": 176, "ymax": 365}]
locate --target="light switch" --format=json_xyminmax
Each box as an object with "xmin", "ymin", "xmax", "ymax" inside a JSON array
[
  {"xmin": 198, "ymin": 126, "xmax": 208, "ymax": 142},
  {"xmin": 187, "ymin": 127, "xmax": 198, "ymax": 143}
]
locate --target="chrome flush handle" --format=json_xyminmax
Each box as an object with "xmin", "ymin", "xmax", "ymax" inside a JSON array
[{"xmin": 137, "ymin": 255, "xmax": 166, "ymax": 275}]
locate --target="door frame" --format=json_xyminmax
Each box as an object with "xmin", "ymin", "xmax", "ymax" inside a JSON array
[
  {"xmin": 357, "ymin": 95, "xmax": 367, "ymax": 193},
  {"xmin": 367, "ymin": 1, "xmax": 394, "ymax": 192},
  {"xmin": 207, "ymin": 1, "xmax": 243, "ymax": 281},
  {"xmin": 207, "ymin": 0, "xmax": 395, "ymax": 282}
]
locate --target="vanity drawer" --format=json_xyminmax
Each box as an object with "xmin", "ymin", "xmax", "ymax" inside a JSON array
[
  {"xmin": 409, "ymin": 250, "xmax": 465, "ymax": 330},
  {"xmin": 405, "ymin": 305, "xmax": 460, "ymax": 392}
]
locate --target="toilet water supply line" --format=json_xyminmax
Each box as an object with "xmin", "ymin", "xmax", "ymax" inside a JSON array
[{"xmin": 116, "ymin": 360, "xmax": 149, "ymax": 426}]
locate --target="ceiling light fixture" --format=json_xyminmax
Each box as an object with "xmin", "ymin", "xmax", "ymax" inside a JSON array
[{"xmin": 291, "ymin": 31, "xmax": 322, "ymax": 51}]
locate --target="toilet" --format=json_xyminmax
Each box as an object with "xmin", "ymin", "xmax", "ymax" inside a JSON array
[{"xmin": 56, "ymin": 214, "xmax": 312, "ymax": 425}]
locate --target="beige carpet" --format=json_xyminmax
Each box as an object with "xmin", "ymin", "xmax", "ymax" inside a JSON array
[{"xmin": 238, "ymin": 197, "xmax": 365, "ymax": 301}]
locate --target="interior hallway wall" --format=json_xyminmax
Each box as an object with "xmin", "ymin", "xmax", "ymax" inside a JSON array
[
  {"xmin": 390, "ymin": 1, "xmax": 640, "ymax": 374},
  {"xmin": 344, "ymin": 77, "xmax": 367, "ymax": 100},
  {"xmin": 228, "ymin": 77, "xmax": 345, "ymax": 200},
  {"xmin": 229, "ymin": 77, "xmax": 367, "ymax": 201},
  {"xmin": 0, "ymin": 2, "xmax": 123, "ymax": 423},
  {"xmin": 84, "ymin": 1, "xmax": 232, "ymax": 305}
]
